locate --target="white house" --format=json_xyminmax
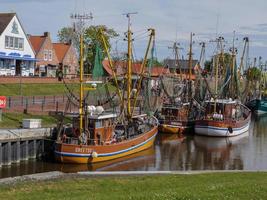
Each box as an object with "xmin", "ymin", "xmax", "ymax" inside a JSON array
[{"xmin": 0, "ymin": 13, "xmax": 36, "ymax": 76}]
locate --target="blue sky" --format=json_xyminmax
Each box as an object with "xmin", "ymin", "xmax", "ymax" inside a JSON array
[{"xmin": 1, "ymin": 0, "xmax": 267, "ymax": 64}]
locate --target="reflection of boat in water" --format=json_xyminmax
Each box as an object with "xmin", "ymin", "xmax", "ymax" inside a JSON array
[
  {"xmin": 158, "ymin": 133, "xmax": 185, "ymax": 145},
  {"xmin": 58, "ymin": 147, "xmax": 155, "ymax": 172},
  {"xmin": 194, "ymin": 131, "xmax": 249, "ymax": 151},
  {"xmin": 193, "ymin": 131, "xmax": 249, "ymax": 170}
]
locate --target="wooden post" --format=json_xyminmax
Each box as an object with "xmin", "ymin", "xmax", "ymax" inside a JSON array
[{"xmin": 8, "ymin": 97, "xmax": 11, "ymax": 109}]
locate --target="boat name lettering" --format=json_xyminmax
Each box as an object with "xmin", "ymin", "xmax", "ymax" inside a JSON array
[{"xmin": 75, "ymin": 148, "xmax": 93, "ymax": 153}]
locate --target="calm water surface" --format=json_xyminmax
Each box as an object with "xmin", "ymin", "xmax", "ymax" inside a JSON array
[{"xmin": 1, "ymin": 115, "xmax": 267, "ymax": 178}]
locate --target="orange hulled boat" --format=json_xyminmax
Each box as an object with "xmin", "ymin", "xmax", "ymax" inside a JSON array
[{"xmin": 54, "ymin": 13, "xmax": 158, "ymax": 164}]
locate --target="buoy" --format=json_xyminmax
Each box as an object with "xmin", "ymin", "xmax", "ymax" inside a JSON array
[{"xmin": 92, "ymin": 151, "xmax": 98, "ymax": 158}]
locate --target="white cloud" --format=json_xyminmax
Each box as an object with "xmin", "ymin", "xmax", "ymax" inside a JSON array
[{"xmin": 1, "ymin": 0, "xmax": 267, "ymax": 60}]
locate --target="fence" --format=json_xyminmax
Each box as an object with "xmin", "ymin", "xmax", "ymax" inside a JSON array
[{"xmin": 3, "ymin": 95, "xmax": 75, "ymax": 114}]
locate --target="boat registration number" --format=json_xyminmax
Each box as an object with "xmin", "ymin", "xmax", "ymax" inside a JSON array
[{"xmin": 75, "ymin": 147, "xmax": 93, "ymax": 154}]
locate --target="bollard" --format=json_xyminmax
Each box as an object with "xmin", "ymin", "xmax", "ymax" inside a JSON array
[{"xmin": 56, "ymin": 101, "xmax": 59, "ymax": 112}]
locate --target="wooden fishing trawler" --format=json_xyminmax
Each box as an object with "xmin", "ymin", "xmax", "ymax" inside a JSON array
[
  {"xmin": 158, "ymin": 33, "xmax": 197, "ymax": 134},
  {"xmin": 194, "ymin": 36, "xmax": 251, "ymax": 137},
  {"xmin": 195, "ymin": 98, "xmax": 251, "ymax": 136},
  {"xmin": 54, "ymin": 13, "xmax": 158, "ymax": 164},
  {"xmin": 159, "ymin": 100, "xmax": 195, "ymax": 134}
]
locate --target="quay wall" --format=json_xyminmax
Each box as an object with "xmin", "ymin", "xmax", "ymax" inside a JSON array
[{"xmin": 0, "ymin": 128, "xmax": 53, "ymax": 167}]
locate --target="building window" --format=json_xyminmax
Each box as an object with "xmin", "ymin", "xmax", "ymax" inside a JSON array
[
  {"xmin": 44, "ymin": 50, "xmax": 48, "ymax": 61},
  {"xmin": 5, "ymin": 36, "xmax": 24, "ymax": 50},
  {"xmin": 48, "ymin": 50, "xmax": 52, "ymax": 61},
  {"xmin": 14, "ymin": 38, "xmax": 19, "ymax": 49},
  {"xmin": 18, "ymin": 38, "xmax": 23, "ymax": 49},
  {"xmin": 10, "ymin": 37, "xmax": 14, "ymax": 48},
  {"xmin": 5, "ymin": 36, "xmax": 9, "ymax": 48}
]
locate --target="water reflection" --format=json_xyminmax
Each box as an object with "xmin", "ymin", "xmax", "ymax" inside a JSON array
[
  {"xmin": 193, "ymin": 132, "xmax": 249, "ymax": 170},
  {"xmin": 1, "ymin": 116, "xmax": 267, "ymax": 178}
]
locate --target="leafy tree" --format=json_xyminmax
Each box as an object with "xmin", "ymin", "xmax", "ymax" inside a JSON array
[
  {"xmin": 146, "ymin": 58, "xmax": 163, "ymax": 66},
  {"xmin": 57, "ymin": 25, "xmax": 119, "ymax": 74},
  {"xmin": 246, "ymin": 67, "xmax": 261, "ymax": 81},
  {"xmin": 204, "ymin": 53, "xmax": 232, "ymax": 73}
]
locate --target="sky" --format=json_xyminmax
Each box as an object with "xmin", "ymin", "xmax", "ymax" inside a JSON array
[{"xmin": 1, "ymin": 0, "xmax": 267, "ymax": 64}]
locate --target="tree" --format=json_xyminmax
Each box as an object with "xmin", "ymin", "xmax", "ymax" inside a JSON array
[
  {"xmin": 246, "ymin": 67, "xmax": 261, "ymax": 81},
  {"xmin": 204, "ymin": 53, "xmax": 232, "ymax": 73},
  {"xmin": 57, "ymin": 25, "xmax": 119, "ymax": 74}
]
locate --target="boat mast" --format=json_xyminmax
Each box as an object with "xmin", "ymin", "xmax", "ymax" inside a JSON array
[
  {"xmin": 188, "ymin": 32, "xmax": 194, "ymax": 81},
  {"xmin": 124, "ymin": 12, "xmax": 137, "ymax": 119},
  {"xmin": 131, "ymin": 28, "xmax": 155, "ymax": 117},
  {"xmin": 230, "ymin": 31, "xmax": 237, "ymax": 99},
  {"xmin": 71, "ymin": 13, "xmax": 93, "ymax": 135},
  {"xmin": 239, "ymin": 37, "xmax": 249, "ymax": 76}
]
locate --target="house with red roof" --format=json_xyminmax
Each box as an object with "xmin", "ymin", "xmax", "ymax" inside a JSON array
[
  {"xmin": 53, "ymin": 42, "xmax": 78, "ymax": 78},
  {"xmin": 102, "ymin": 59, "xmax": 169, "ymax": 88},
  {"xmin": 102, "ymin": 59, "xmax": 169, "ymax": 77},
  {"xmin": 29, "ymin": 32, "xmax": 59, "ymax": 77}
]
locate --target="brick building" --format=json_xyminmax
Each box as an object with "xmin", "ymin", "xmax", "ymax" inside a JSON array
[
  {"xmin": 29, "ymin": 32, "xmax": 59, "ymax": 77},
  {"xmin": 53, "ymin": 43, "xmax": 78, "ymax": 78}
]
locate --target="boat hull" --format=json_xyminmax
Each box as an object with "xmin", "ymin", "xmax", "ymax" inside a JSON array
[
  {"xmin": 158, "ymin": 121, "xmax": 194, "ymax": 134},
  {"xmin": 246, "ymin": 99, "xmax": 267, "ymax": 115},
  {"xmin": 194, "ymin": 121, "xmax": 250, "ymax": 137},
  {"xmin": 54, "ymin": 125, "xmax": 158, "ymax": 164}
]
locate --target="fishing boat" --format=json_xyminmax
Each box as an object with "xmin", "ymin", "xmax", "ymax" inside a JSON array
[
  {"xmin": 54, "ymin": 13, "xmax": 158, "ymax": 164},
  {"xmin": 194, "ymin": 36, "xmax": 251, "ymax": 137},
  {"xmin": 246, "ymin": 64, "xmax": 267, "ymax": 115},
  {"xmin": 159, "ymin": 101, "xmax": 195, "ymax": 134},
  {"xmin": 158, "ymin": 33, "xmax": 197, "ymax": 134},
  {"xmin": 246, "ymin": 98, "xmax": 267, "ymax": 115},
  {"xmin": 195, "ymin": 98, "xmax": 251, "ymax": 136}
]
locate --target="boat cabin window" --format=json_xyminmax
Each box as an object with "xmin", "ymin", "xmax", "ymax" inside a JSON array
[
  {"xmin": 95, "ymin": 120, "xmax": 103, "ymax": 128},
  {"xmin": 88, "ymin": 119, "xmax": 103, "ymax": 128},
  {"xmin": 205, "ymin": 103, "xmax": 224, "ymax": 115}
]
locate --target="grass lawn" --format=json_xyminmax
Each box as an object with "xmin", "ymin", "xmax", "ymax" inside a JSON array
[
  {"xmin": 0, "ymin": 83, "xmax": 79, "ymax": 96},
  {"xmin": 0, "ymin": 173, "xmax": 267, "ymax": 199},
  {"xmin": 0, "ymin": 83, "xmax": 115, "ymax": 96},
  {"xmin": 0, "ymin": 112, "xmax": 58, "ymax": 128}
]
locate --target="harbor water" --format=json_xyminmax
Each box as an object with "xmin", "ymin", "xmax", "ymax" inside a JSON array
[{"xmin": 0, "ymin": 115, "xmax": 267, "ymax": 178}]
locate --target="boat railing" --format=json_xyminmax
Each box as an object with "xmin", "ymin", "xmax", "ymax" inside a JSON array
[{"xmin": 203, "ymin": 114, "xmax": 242, "ymax": 122}]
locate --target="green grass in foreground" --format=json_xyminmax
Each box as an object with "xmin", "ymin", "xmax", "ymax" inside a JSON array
[
  {"xmin": 0, "ymin": 112, "xmax": 58, "ymax": 128},
  {"xmin": 0, "ymin": 173, "xmax": 267, "ymax": 200}
]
